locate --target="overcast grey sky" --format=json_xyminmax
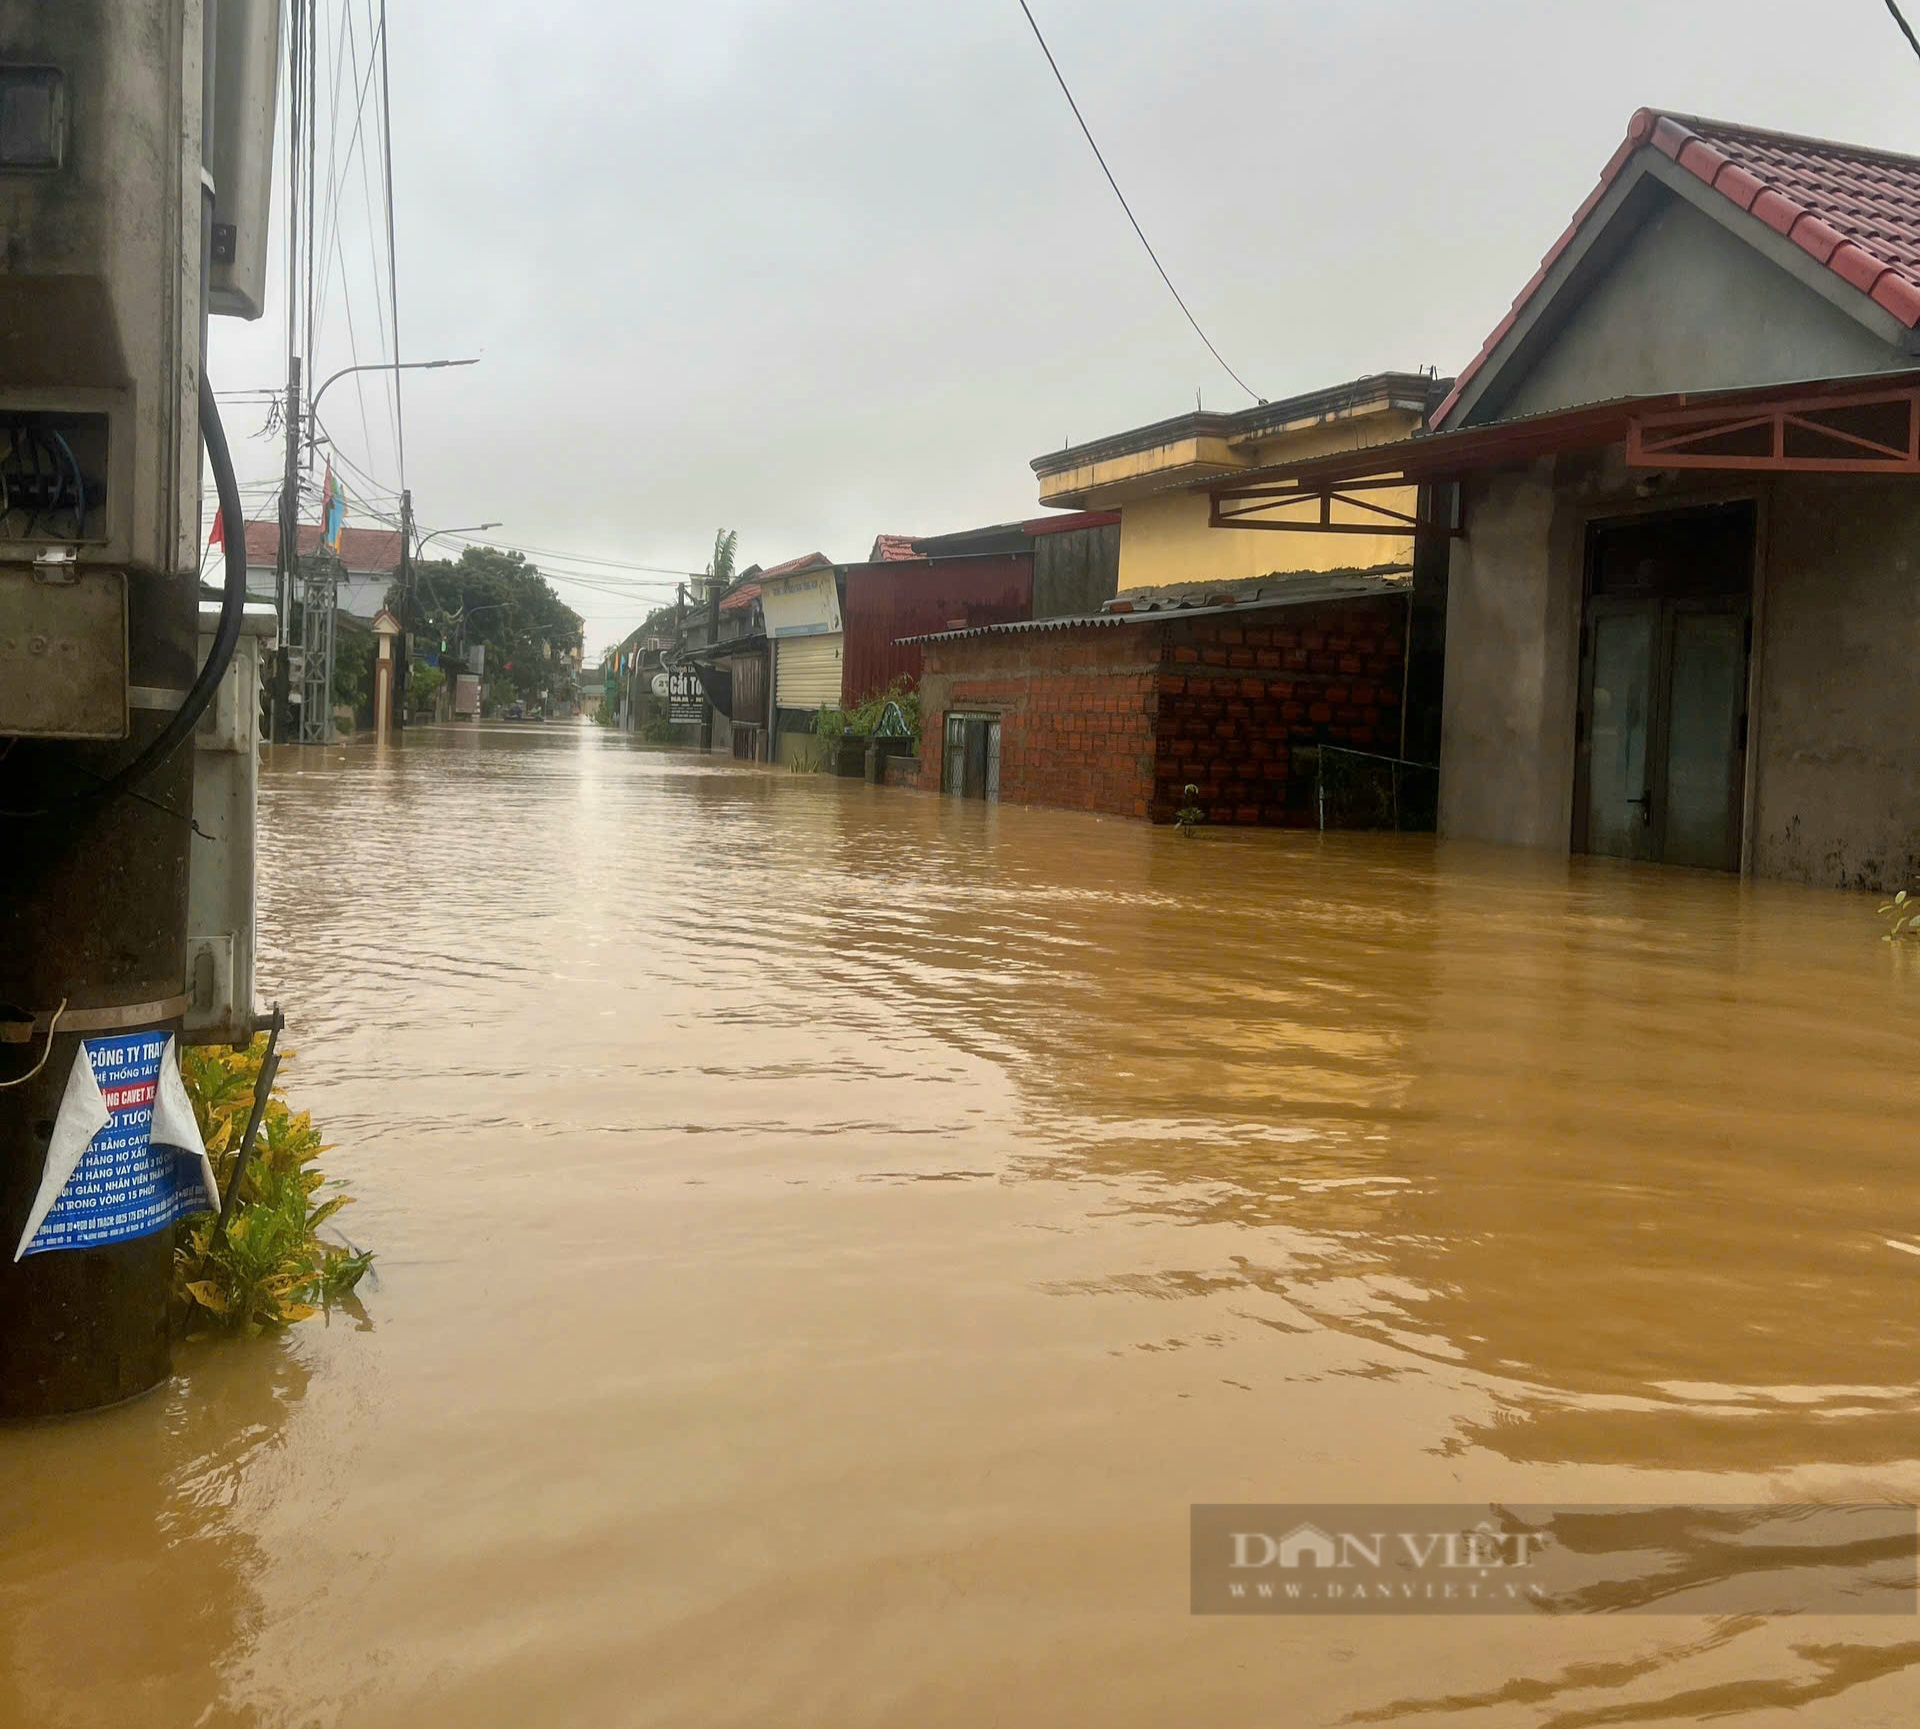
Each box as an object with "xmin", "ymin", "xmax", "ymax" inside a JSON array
[{"xmin": 208, "ymin": 0, "xmax": 1920, "ymax": 655}]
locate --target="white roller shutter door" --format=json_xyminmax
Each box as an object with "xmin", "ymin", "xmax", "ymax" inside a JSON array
[{"xmin": 775, "ymin": 634, "xmax": 842, "ymax": 710}]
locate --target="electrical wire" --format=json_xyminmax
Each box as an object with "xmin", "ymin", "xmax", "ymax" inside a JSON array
[
  {"xmin": 344, "ymin": 3, "xmax": 393, "ymax": 466},
  {"xmin": 0, "ymin": 999, "xmax": 65, "ymax": 1090},
  {"xmin": 303, "ymin": 0, "xmax": 319, "ymax": 395},
  {"xmin": 1888, "ymin": 0, "xmax": 1920, "ymax": 62},
  {"xmin": 432, "ymin": 529, "xmax": 709, "ymax": 577},
  {"xmin": 305, "ymin": 410, "xmax": 403, "ymax": 499},
  {"xmin": 376, "ymin": 0, "xmax": 405, "ymax": 487},
  {"xmin": 1013, "ymin": 0, "xmax": 1259, "ymax": 403}
]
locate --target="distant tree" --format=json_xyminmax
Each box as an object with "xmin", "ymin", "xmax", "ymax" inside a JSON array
[
  {"xmin": 708, "ymin": 529, "xmax": 737, "ymax": 589},
  {"xmin": 333, "ymin": 630, "xmax": 376, "ymax": 723},
  {"xmin": 404, "ymin": 545, "xmax": 584, "ymax": 705},
  {"xmin": 408, "ymin": 662, "xmax": 445, "ymax": 716}
]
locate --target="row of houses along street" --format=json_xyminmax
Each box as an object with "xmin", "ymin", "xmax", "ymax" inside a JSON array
[{"xmin": 604, "ymin": 104, "xmax": 1920, "ymax": 893}]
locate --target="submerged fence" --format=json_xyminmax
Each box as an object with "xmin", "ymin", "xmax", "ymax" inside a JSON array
[{"xmin": 1300, "ymin": 744, "xmax": 1439, "ymax": 833}]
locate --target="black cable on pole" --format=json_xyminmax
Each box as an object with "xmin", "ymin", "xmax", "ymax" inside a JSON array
[
  {"xmin": 303, "ymin": 0, "xmax": 318, "ymax": 382},
  {"xmin": 1887, "ymin": 0, "xmax": 1920, "ymax": 62},
  {"xmin": 376, "ymin": 0, "xmax": 405, "ymax": 487},
  {"xmin": 1014, "ymin": 0, "xmax": 1259, "ymax": 403},
  {"xmin": 0, "ymin": 374, "xmax": 251, "ymax": 821}
]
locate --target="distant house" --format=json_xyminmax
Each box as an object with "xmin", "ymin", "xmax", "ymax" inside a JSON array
[
  {"xmin": 838, "ymin": 513, "xmax": 1119, "ymax": 707},
  {"xmin": 1030, "ymin": 374, "xmax": 1442, "ymax": 597},
  {"xmin": 242, "ymin": 521, "xmax": 404, "ymax": 619},
  {"xmin": 1218, "ymin": 109, "xmax": 1920, "ymax": 887},
  {"xmin": 907, "ymin": 377, "xmax": 1449, "ymax": 825},
  {"xmin": 911, "ymin": 569, "xmax": 1412, "ymax": 822},
  {"xmin": 752, "ymin": 551, "xmax": 841, "ymax": 766}
]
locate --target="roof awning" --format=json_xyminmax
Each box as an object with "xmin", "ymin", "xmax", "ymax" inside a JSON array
[
  {"xmin": 675, "ymin": 632, "xmax": 767, "ymax": 666},
  {"xmin": 1200, "ymin": 369, "xmax": 1920, "ymax": 534},
  {"xmin": 900, "ymin": 570, "xmax": 1409, "ymax": 646}
]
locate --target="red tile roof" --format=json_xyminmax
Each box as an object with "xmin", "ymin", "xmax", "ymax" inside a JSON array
[
  {"xmin": 1435, "ymin": 108, "xmax": 1920, "ymax": 427},
  {"xmin": 867, "ymin": 534, "xmax": 924, "ymax": 562},
  {"xmin": 242, "ymin": 519, "xmax": 404, "ymax": 572},
  {"xmin": 719, "ymin": 580, "xmax": 762, "ymax": 613},
  {"xmin": 755, "ymin": 551, "xmax": 834, "ymax": 581}
]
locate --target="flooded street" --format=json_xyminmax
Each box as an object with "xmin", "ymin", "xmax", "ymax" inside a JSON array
[{"xmin": 5, "ymin": 721, "xmax": 1920, "ymax": 1727}]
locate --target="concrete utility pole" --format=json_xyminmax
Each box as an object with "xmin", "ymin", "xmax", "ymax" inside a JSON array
[
  {"xmin": 701, "ymin": 576, "xmax": 719, "ymax": 751},
  {"xmin": 0, "ymin": 0, "xmax": 279, "ymax": 1417},
  {"xmin": 396, "ymin": 487, "xmax": 414, "ymax": 735},
  {"xmin": 272, "ymin": 354, "xmax": 301, "ymax": 744}
]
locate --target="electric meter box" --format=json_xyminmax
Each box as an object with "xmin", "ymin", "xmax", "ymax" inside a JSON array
[{"xmin": 205, "ymin": 0, "xmax": 281, "ymax": 319}]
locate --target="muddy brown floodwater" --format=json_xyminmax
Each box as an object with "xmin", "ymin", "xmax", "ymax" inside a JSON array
[{"xmin": 4, "ymin": 721, "xmax": 1920, "ymax": 1728}]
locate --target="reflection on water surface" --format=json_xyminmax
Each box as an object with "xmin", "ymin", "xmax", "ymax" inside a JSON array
[{"xmin": 4, "ymin": 723, "xmax": 1916, "ymax": 1727}]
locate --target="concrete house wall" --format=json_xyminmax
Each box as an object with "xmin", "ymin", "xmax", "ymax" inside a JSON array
[
  {"xmin": 1487, "ymin": 184, "xmax": 1900, "ymax": 422},
  {"xmin": 1440, "ymin": 453, "xmax": 1920, "ymax": 890},
  {"xmin": 1748, "ymin": 475, "xmax": 1920, "ymax": 886},
  {"xmin": 1032, "ymin": 522, "xmax": 1121, "ymax": 619},
  {"xmin": 1113, "ymin": 443, "xmax": 1421, "ymax": 594}
]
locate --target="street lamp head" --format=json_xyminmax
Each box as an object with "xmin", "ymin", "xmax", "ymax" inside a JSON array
[
  {"xmin": 416, "ymin": 520, "xmax": 503, "ymax": 558},
  {"xmin": 308, "ymin": 356, "xmax": 481, "ymax": 420}
]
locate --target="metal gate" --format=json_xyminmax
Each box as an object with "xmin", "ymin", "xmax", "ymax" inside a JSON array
[
  {"xmin": 296, "ymin": 556, "xmax": 338, "ymax": 744},
  {"xmin": 942, "ymin": 713, "xmax": 999, "ymax": 801}
]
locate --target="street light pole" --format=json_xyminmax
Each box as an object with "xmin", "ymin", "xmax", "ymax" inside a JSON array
[{"xmin": 303, "ymin": 356, "xmax": 480, "ymax": 467}]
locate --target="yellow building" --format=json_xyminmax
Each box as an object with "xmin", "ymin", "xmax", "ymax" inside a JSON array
[{"xmin": 1031, "ymin": 372, "xmax": 1443, "ymax": 592}]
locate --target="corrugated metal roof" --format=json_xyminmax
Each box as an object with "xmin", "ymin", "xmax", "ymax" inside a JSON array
[{"xmin": 901, "ymin": 568, "xmax": 1409, "ymax": 645}]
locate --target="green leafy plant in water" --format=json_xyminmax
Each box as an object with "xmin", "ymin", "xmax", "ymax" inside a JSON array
[
  {"xmin": 173, "ymin": 1037, "xmax": 372, "ymax": 1336},
  {"xmin": 1174, "ymin": 783, "xmax": 1206, "ymax": 836},
  {"xmin": 813, "ymin": 676, "xmax": 919, "ymax": 747},
  {"xmin": 1879, "ymin": 887, "xmax": 1920, "ymax": 941}
]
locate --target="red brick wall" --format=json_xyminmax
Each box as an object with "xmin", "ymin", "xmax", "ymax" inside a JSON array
[
  {"xmin": 916, "ymin": 597, "xmax": 1405, "ymax": 825},
  {"xmin": 1151, "ymin": 601, "xmax": 1403, "ymax": 825},
  {"xmin": 919, "ymin": 626, "xmax": 1160, "ymax": 817}
]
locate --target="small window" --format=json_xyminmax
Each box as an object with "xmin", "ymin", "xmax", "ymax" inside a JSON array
[{"xmin": 0, "ymin": 67, "xmax": 64, "ymax": 171}]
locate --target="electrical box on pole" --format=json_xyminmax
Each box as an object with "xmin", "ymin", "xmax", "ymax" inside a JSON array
[
  {"xmin": 205, "ymin": 0, "xmax": 279, "ymax": 319},
  {"xmin": 0, "ymin": 0, "xmax": 283, "ymax": 1418}
]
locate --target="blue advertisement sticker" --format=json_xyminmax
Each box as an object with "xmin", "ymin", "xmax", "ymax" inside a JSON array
[{"xmin": 20, "ymin": 1031, "xmax": 216, "ymax": 1257}]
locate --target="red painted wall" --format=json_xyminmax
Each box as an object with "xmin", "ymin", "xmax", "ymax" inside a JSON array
[{"xmin": 840, "ymin": 553, "xmax": 1032, "ymax": 705}]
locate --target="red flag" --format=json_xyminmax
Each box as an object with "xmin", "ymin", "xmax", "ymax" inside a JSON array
[{"xmin": 209, "ymin": 508, "xmax": 225, "ymax": 550}]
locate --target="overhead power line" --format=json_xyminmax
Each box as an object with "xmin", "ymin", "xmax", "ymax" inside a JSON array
[
  {"xmin": 1887, "ymin": 0, "xmax": 1920, "ymax": 62},
  {"xmin": 1014, "ymin": 0, "xmax": 1259, "ymax": 404},
  {"xmin": 432, "ymin": 529, "xmax": 707, "ymax": 578}
]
